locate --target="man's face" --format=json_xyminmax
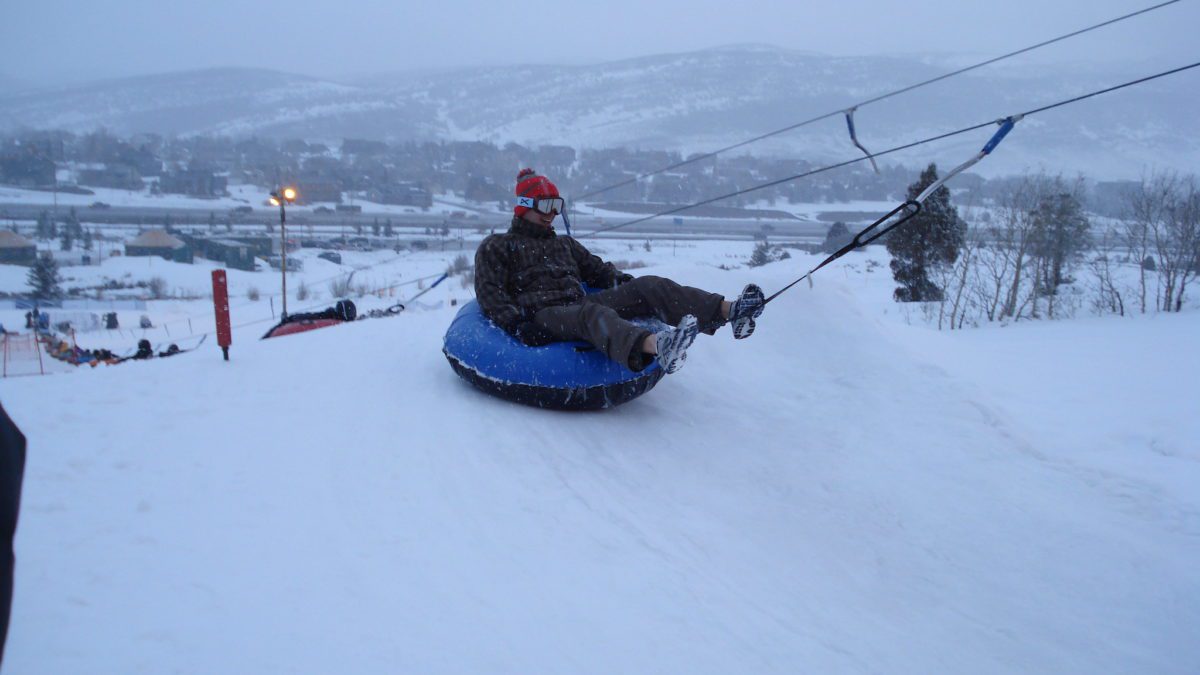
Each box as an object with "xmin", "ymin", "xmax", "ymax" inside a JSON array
[{"xmin": 522, "ymin": 207, "xmax": 557, "ymax": 229}]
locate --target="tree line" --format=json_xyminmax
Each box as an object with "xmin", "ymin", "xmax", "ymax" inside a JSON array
[{"xmin": 886, "ymin": 166, "xmax": 1199, "ymax": 329}]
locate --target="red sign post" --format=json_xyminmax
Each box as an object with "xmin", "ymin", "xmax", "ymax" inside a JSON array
[{"xmin": 211, "ymin": 269, "xmax": 232, "ymax": 360}]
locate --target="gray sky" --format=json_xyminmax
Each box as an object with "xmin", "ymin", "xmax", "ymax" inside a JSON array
[{"xmin": 2, "ymin": 0, "xmax": 1196, "ymax": 86}]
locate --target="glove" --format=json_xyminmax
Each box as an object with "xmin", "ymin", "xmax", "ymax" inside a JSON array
[{"xmin": 514, "ymin": 321, "xmax": 558, "ymax": 347}]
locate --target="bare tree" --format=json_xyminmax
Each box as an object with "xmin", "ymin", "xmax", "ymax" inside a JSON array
[
  {"xmin": 1028, "ymin": 177, "xmax": 1090, "ymax": 320},
  {"xmin": 148, "ymin": 276, "xmax": 169, "ymax": 299},
  {"xmin": 1088, "ymin": 225, "xmax": 1126, "ymax": 317},
  {"xmin": 993, "ymin": 176, "xmax": 1042, "ymax": 321},
  {"xmin": 1123, "ymin": 176, "xmax": 1163, "ymax": 313},
  {"xmin": 1154, "ymin": 174, "xmax": 1199, "ymax": 312},
  {"xmin": 328, "ymin": 276, "xmax": 351, "ymax": 298},
  {"xmin": 931, "ymin": 201, "xmax": 986, "ymax": 330},
  {"xmin": 1127, "ymin": 172, "xmax": 1200, "ymax": 312}
]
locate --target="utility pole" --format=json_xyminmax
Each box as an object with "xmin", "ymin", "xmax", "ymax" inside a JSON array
[{"xmin": 270, "ymin": 187, "xmax": 298, "ymax": 318}]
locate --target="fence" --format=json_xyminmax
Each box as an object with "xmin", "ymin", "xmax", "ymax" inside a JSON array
[
  {"xmin": 3, "ymin": 299, "xmax": 148, "ymax": 311},
  {"xmin": 2, "ymin": 333, "xmax": 46, "ymax": 378}
]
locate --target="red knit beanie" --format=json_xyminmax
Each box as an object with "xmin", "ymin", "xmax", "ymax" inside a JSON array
[{"xmin": 513, "ymin": 168, "xmax": 560, "ymax": 217}]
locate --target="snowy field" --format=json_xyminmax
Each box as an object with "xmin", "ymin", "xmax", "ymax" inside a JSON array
[
  {"xmin": 0, "ymin": 183, "xmax": 492, "ymax": 218},
  {"xmin": 0, "ymin": 236, "xmax": 1197, "ymax": 673}
]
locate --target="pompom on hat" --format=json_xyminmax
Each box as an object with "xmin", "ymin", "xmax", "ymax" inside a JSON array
[{"xmin": 513, "ymin": 168, "xmax": 560, "ymax": 217}]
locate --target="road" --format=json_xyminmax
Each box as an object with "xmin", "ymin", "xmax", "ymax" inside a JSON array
[{"xmin": 0, "ymin": 201, "xmax": 833, "ymax": 241}]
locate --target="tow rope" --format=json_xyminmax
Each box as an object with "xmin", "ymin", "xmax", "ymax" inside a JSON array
[{"xmin": 763, "ymin": 115, "xmax": 1021, "ymax": 306}]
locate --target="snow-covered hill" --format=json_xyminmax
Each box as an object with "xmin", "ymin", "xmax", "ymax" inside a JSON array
[
  {"xmin": 1, "ymin": 244, "xmax": 1197, "ymax": 673},
  {"xmin": 2, "ymin": 46, "xmax": 1197, "ymax": 177}
]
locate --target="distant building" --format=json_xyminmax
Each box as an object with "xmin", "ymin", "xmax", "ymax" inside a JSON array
[
  {"xmin": 366, "ymin": 182, "xmax": 431, "ymax": 207},
  {"xmin": 465, "ymin": 176, "xmax": 505, "ymax": 203},
  {"xmin": 159, "ymin": 169, "xmax": 228, "ymax": 197},
  {"xmin": 0, "ymin": 231, "xmax": 37, "ymax": 266},
  {"xmin": 228, "ymin": 236, "xmax": 273, "ymax": 258},
  {"xmin": 180, "ymin": 234, "xmax": 267, "ymax": 271},
  {"xmin": 203, "ymin": 239, "xmax": 257, "ymax": 272},
  {"xmin": 125, "ymin": 230, "xmax": 192, "ymax": 263},
  {"xmin": 78, "ymin": 164, "xmax": 143, "ymax": 190},
  {"xmin": 296, "ymin": 181, "xmax": 343, "ymax": 204}
]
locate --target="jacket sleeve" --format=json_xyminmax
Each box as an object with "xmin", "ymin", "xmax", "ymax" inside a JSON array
[
  {"xmin": 568, "ymin": 238, "xmax": 632, "ymax": 289},
  {"xmin": 474, "ymin": 236, "xmax": 525, "ymax": 333}
]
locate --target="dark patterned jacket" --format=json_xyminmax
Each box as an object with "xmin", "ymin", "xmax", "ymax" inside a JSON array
[{"xmin": 475, "ymin": 217, "xmax": 632, "ymax": 333}]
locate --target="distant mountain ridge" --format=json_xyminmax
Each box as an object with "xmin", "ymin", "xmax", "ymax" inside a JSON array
[{"xmin": 1, "ymin": 46, "xmax": 1196, "ymax": 178}]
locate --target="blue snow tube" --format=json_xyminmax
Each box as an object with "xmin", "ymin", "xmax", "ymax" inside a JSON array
[{"xmin": 443, "ymin": 300, "xmax": 665, "ymax": 410}]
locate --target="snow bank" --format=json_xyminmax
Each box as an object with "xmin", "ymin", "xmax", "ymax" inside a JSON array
[{"xmin": 0, "ymin": 252, "xmax": 1196, "ymax": 673}]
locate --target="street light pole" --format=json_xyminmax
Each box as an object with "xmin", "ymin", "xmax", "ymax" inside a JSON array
[
  {"xmin": 279, "ymin": 198, "xmax": 288, "ymax": 317},
  {"xmin": 270, "ymin": 187, "xmax": 298, "ymax": 318}
]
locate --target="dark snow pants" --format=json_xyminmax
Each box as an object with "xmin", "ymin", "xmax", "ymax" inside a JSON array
[
  {"xmin": 532, "ymin": 275, "xmax": 726, "ymax": 371},
  {"xmin": 0, "ymin": 404, "xmax": 25, "ymax": 668}
]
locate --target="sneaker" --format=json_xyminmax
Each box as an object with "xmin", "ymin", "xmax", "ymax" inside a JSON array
[
  {"xmin": 655, "ymin": 314, "xmax": 699, "ymax": 374},
  {"xmin": 728, "ymin": 283, "xmax": 765, "ymax": 339}
]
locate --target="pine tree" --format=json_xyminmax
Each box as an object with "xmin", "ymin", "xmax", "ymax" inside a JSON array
[
  {"xmin": 27, "ymin": 255, "xmax": 63, "ymax": 299},
  {"xmin": 886, "ymin": 163, "xmax": 964, "ymax": 302},
  {"xmin": 83, "ymin": 228, "xmax": 94, "ymax": 251},
  {"xmin": 66, "ymin": 207, "xmax": 82, "ymax": 239},
  {"xmin": 372, "ymin": 218, "xmax": 381, "ymax": 236},
  {"xmin": 384, "ymin": 219, "xmax": 394, "ymax": 237},
  {"xmin": 748, "ymin": 241, "xmax": 771, "ymax": 267},
  {"xmin": 35, "ymin": 210, "xmax": 51, "ymax": 239},
  {"xmin": 60, "ymin": 227, "xmax": 74, "ymax": 251},
  {"xmin": 821, "ymin": 221, "xmax": 852, "ymax": 254}
]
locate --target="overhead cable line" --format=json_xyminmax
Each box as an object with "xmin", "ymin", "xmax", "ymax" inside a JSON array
[
  {"xmin": 577, "ymin": 60, "xmax": 1200, "ymax": 239},
  {"xmin": 571, "ymin": 0, "xmax": 1183, "ymax": 203}
]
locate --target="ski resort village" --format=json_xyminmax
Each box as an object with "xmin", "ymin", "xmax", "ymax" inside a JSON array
[{"xmin": 0, "ymin": 1, "xmax": 1198, "ymax": 673}]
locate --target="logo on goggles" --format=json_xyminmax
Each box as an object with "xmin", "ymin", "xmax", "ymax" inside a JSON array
[{"xmin": 515, "ymin": 196, "xmax": 565, "ymax": 214}]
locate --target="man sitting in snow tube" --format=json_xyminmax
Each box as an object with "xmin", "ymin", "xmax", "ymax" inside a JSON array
[{"xmin": 474, "ymin": 168, "xmax": 767, "ymax": 377}]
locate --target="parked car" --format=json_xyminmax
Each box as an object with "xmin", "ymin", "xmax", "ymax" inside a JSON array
[
  {"xmin": 231, "ymin": 205, "xmax": 254, "ymax": 214},
  {"xmin": 89, "ymin": 201, "xmax": 111, "ymax": 209},
  {"xmin": 317, "ymin": 251, "xmax": 342, "ymax": 265},
  {"xmin": 313, "ymin": 206, "xmax": 334, "ymax": 214}
]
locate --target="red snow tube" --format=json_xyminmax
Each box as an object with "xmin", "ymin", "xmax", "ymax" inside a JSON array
[
  {"xmin": 262, "ymin": 300, "xmax": 357, "ymax": 339},
  {"xmin": 262, "ymin": 318, "xmax": 343, "ymax": 339}
]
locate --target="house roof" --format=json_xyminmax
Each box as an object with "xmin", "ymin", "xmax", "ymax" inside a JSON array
[
  {"xmin": 0, "ymin": 230, "xmax": 35, "ymax": 249},
  {"xmin": 127, "ymin": 229, "xmax": 185, "ymax": 249}
]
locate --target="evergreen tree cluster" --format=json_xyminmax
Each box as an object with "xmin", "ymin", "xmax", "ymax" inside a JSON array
[
  {"xmin": 887, "ymin": 164, "xmax": 965, "ymax": 302},
  {"xmin": 1030, "ymin": 192, "xmax": 1090, "ymax": 296},
  {"xmin": 27, "ymin": 255, "xmax": 62, "ymax": 300},
  {"xmin": 821, "ymin": 221, "xmax": 852, "ymax": 254}
]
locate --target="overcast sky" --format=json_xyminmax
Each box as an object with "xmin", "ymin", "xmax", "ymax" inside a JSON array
[{"xmin": 2, "ymin": 0, "xmax": 1195, "ymax": 86}]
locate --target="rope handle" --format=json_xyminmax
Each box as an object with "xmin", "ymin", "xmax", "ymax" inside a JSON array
[
  {"xmin": 764, "ymin": 201, "xmax": 922, "ymax": 305},
  {"xmin": 845, "ymin": 108, "xmax": 881, "ymax": 174}
]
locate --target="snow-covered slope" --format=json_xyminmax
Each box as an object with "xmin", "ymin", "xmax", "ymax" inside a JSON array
[
  {"xmin": 2, "ymin": 252, "xmax": 1196, "ymax": 673},
  {"xmin": 2, "ymin": 46, "xmax": 1197, "ymax": 177}
]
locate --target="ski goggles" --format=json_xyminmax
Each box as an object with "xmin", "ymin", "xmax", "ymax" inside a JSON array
[{"xmin": 516, "ymin": 196, "xmax": 565, "ymax": 214}]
